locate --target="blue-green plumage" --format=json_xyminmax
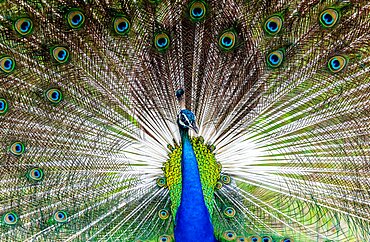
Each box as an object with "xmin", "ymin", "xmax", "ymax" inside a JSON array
[
  {"xmin": 174, "ymin": 116, "xmax": 216, "ymax": 241},
  {"xmin": 0, "ymin": 0, "xmax": 369, "ymax": 241}
]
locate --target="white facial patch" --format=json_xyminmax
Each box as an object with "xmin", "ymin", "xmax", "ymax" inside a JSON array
[{"xmin": 178, "ymin": 112, "xmax": 191, "ymax": 128}]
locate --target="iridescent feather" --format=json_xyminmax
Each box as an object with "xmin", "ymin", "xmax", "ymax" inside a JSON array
[{"xmin": 0, "ymin": 0, "xmax": 370, "ymax": 241}]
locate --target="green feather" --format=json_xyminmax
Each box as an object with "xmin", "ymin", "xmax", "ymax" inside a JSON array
[{"xmin": 0, "ymin": 0, "xmax": 370, "ymax": 241}]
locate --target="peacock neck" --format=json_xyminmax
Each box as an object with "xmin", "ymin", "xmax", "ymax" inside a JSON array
[{"xmin": 174, "ymin": 129, "xmax": 217, "ymax": 242}]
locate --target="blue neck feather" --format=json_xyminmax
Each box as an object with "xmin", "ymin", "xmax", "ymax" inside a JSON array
[{"xmin": 174, "ymin": 129, "xmax": 217, "ymax": 242}]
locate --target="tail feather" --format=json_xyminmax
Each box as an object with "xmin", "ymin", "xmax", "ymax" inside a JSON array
[{"xmin": 0, "ymin": 0, "xmax": 370, "ymax": 241}]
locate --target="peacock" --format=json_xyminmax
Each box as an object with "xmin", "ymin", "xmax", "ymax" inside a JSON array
[{"xmin": 0, "ymin": 0, "xmax": 370, "ymax": 241}]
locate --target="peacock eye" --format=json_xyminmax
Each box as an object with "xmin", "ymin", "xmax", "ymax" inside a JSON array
[
  {"xmin": 3, "ymin": 212, "xmax": 18, "ymax": 225},
  {"xmin": 158, "ymin": 209, "xmax": 169, "ymax": 219},
  {"xmin": 0, "ymin": 98, "xmax": 9, "ymax": 115},
  {"xmin": 67, "ymin": 9, "xmax": 85, "ymax": 29},
  {"xmin": 156, "ymin": 177, "xmax": 166, "ymax": 187},
  {"xmin": 159, "ymin": 235, "xmax": 172, "ymax": 242},
  {"xmin": 14, "ymin": 17, "xmax": 33, "ymax": 36},
  {"xmin": 154, "ymin": 33, "xmax": 170, "ymax": 52},
  {"xmin": 54, "ymin": 210, "xmax": 68, "ymax": 223},
  {"xmin": 223, "ymin": 230, "xmax": 236, "ymax": 240},
  {"xmin": 113, "ymin": 16, "xmax": 131, "ymax": 35},
  {"xmin": 221, "ymin": 174, "xmax": 231, "ymax": 184},
  {"xmin": 236, "ymin": 237, "xmax": 246, "ymax": 242},
  {"xmin": 250, "ymin": 236, "xmax": 260, "ymax": 242},
  {"xmin": 319, "ymin": 8, "xmax": 339, "ymax": 28},
  {"xmin": 218, "ymin": 31, "xmax": 236, "ymax": 51},
  {"xmin": 264, "ymin": 15, "xmax": 283, "ymax": 35},
  {"xmin": 28, "ymin": 168, "xmax": 44, "ymax": 181},
  {"xmin": 328, "ymin": 55, "xmax": 346, "ymax": 73},
  {"xmin": 262, "ymin": 236, "xmax": 272, "ymax": 242},
  {"xmin": 267, "ymin": 50, "xmax": 284, "ymax": 68},
  {"xmin": 45, "ymin": 88, "xmax": 63, "ymax": 104},
  {"xmin": 51, "ymin": 46, "xmax": 70, "ymax": 64},
  {"xmin": 189, "ymin": 1, "xmax": 206, "ymax": 21},
  {"xmin": 0, "ymin": 56, "xmax": 16, "ymax": 73},
  {"xmin": 283, "ymin": 239, "xmax": 292, "ymax": 242},
  {"xmin": 224, "ymin": 207, "xmax": 236, "ymax": 218},
  {"xmin": 10, "ymin": 142, "xmax": 25, "ymax": 156}
]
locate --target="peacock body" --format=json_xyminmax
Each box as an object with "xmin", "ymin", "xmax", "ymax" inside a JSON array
[{"xmin": 1, "ymin": 0, "xmax": 370, "ymax": 241}]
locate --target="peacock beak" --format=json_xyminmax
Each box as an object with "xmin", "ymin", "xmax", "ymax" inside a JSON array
[{"xmin": 191, "ymin": 125, "xmax": 199, "ymax": 134}]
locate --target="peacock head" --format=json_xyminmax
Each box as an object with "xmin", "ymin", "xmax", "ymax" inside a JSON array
[
  {"xmin": 176, "ymin": 88, "xmax": 199, "ymax": 134},
  {"xmin": 177, "ymin": 109, "xmax": 198, "ymax": 134}
]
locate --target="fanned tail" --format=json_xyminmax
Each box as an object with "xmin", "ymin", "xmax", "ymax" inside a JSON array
[{"xmin": 0, "ymin": 0, "xmax": 370, "ymax": 241}]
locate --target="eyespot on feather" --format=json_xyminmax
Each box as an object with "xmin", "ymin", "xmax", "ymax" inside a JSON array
[
  {"xmin": 218, "ymin": 31, "xmax": 236, "ymax": 51},
  {"xmin": 3, "ymin": 212, "xmax": 18, "ymax": 225},
  {"xmin": 189, "ymin": 1, "xmax": 206, "ymax": 22},
  {"xmin": 328, "ymin": 55, "xmax": 347, "ymax": 73},
  {"xmin": 14, "ymin": 17, "xmax": 33, "ymax": 36},
  {"xmin": 224, "ymin": 207, "xmax": 236, "ymax": 218},
  {"xmin": 10, "ymin": 142, "xmax": 25, "ymax": 156},
  {"xmin": 54, "ymin": 210, "xmax": 68, "ymax": 223},
  {"xmin": 263, "ymin": 15, "xmax": 283, "ymax": 35},
  {"xmin": 27, "ymin": 168, "xmax": 44, "ymax": 181},
  {"xmin": 221, "ymin": 175, "xmax": 231, "ymax": 184},
  {"xmin": 158, "ymin": 235, "xmax": 172, "ymax": 242},
  {"xmin": 266, "ymin": 50, "xmax": 284, "ymax": 68},
  {"xmin": 154, "ymin": 33, "xmax": 170, "ymax": 52},
  {"xmin": 158, "ymin": 209, "xmax": 169, "ymax": 219},
  {"xmin": 223, "ymin": 230, "xmax": 237, "ymax": 241},
  {"xmin": 249, "ymin": 235, "xmax": 261, "ymax": 242},
  {"xmin": 51, "ymin": 46, "xmax": 70, "ymax": 64},
  {"xmin": 0, "ymin": 98, "xmax": 9, "ymax": 115},
  {"xmin": 113, "ymin": 16, "xmax": 131, "ymax": 35},
  {"xmin": 319, "ymin": 8, "xmax": 339, "ymax": 28},
  {"xmin": 66, "ymin": 9, "xmax": 85, "ymax": 29},
  {"xmin": 157, "ymin": 177, "xmax": 167, "ymax": 187},
  {"xmin": 281, "ymin": 238, "xmax": 294, "ymax": 242},
  {"xmin": 236, "ymin": 236, "xmax": 247, "ymax": 242},
  {"xmin": 262, "ymin": 236, "xmax": 272, "ymax": 242},
  {"xmin": 0, "ymin": 56, "xmax": 16, "ymax": 73},
  {"xmin": 45, "ymin": 88, "xmax": 63, "ymax": 104}
]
